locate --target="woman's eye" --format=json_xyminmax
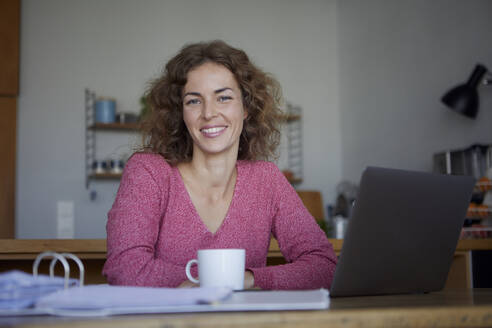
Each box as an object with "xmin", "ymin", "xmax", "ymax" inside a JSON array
[
  {"xmin": 218, "ymin": 96, "xmax": 232, "ymax": 102},
  {"xmin": 185, "ymin": 98, "xmax": 200, "ymax": 105}
]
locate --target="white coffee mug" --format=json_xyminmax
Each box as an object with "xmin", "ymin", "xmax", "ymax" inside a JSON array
[{"xmin": 185, "ymin": 249, "xmax": 245, "ymax": 290}]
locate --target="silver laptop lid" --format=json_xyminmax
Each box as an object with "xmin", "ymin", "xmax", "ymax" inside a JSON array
[{"xmin": 330, "ymin": 167, "xmax": 475, "ymax": 297}]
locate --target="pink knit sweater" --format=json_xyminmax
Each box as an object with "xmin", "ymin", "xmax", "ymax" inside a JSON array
[{"xmin": 103, "ymin": 153, "xmax": 337, "ymax": 290}]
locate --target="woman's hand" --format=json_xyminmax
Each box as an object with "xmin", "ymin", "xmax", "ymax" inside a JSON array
[
  {"xmin": 179, "ymin": 270, "xmax": 256, "ymax": 289},
  {"xmin": 244, "ymin": 270, "xmax": 256, "ymax": 289},
  {"xmin": 178, "ymin": 279, "xmax": 198, "ymax": 288}
]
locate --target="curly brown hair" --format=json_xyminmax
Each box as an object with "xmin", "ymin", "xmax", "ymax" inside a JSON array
[{"xmin": 140, "ymin": 40, "xmax": 283, "ymax": 165}]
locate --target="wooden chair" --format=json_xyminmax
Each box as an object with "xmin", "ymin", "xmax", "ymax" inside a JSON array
[
  {"xmin": 270, "ymin": 190, "xmax": 325, "ymax": 265},
  {"xmin": 296, "ymin": 190, "xmax": 324, "ymax": 222}
]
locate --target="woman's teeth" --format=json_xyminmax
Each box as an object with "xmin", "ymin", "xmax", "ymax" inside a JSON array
[{"xmin": 201, "ymin": 127, "xmax": 225, "ymax": 134}]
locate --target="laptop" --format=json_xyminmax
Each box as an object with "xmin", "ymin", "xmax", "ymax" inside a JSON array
[{"xmin": 330, "ymin": 166, "xmax": 475, "ymax": 297}]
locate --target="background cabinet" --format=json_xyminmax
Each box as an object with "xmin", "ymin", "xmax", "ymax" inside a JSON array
[
  {"xmin": 0, "ymin": 0, "xmax": 20, "ymax": 96},
  {"xmin": 0, "ymin": 0, "xmax": 20, "ymax": 238},
  {"xmin": 0, "ymin": 98, "xmax": 17, "ymax": 237}
]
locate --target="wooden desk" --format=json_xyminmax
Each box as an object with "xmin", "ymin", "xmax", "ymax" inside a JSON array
[
  {"xmin": 0, "ymin": 239, "xmax": 491, "ymax": 287},
  {"xmin": 1, "ymin": 289, "xmax": 492, "ymax": 328}
]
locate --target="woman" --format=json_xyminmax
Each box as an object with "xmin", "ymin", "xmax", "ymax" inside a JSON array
[{"xmin": 103, "ymin": 40, "xmax": 337, "ymax": 289}]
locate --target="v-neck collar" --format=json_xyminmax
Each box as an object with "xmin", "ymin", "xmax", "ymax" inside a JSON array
[{"xmin": 174, "ymin": 161, "xmax": 242, "ymax": 236}]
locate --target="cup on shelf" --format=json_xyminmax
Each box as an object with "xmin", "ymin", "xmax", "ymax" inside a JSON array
[
  {"xmin": 92, "ymin": 158, "xmax": 125, "ymax": 175},
  {"xmin": 95, "ymin": 98, "xmax": 116, "ymax": 123},
  {"xmin": 110, "ymin": 159, "xmax": 125, "ymax": 174},
  {"xmin": 92, "ymin": 160, "xmax": 106, "ymax": 174}
]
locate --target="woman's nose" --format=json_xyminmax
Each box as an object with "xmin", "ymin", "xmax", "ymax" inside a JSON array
[{"xmin": 202, "ymin": 101, "xmax": 218, "ymax": 120}]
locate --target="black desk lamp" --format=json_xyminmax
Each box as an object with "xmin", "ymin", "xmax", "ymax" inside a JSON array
[{"xmin": 441, "ymin": 64, "xmax": 491, "ymax": 119}]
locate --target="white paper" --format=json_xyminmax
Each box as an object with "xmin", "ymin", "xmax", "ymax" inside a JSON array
[{"xmin": 36, "ymin": 285, "xmax": 232, "ymax": 310}]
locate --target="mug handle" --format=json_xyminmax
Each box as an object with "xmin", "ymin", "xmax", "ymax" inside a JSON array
[{"xmin": 185, "ymin": 259, "xmax": 199, "ymax": 284}]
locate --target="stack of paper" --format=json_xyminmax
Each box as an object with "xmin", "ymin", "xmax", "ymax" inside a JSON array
[
  {"xmin": 0, "ymin": 270, "xmax": 78, "ymax": 311},
  {"xmin": 35, "ymin": 288, "xmax": 329, "ymax": 316},
  {"xmin": 36, "ymin": 285, "xmax": 233, "ymax": 316}
]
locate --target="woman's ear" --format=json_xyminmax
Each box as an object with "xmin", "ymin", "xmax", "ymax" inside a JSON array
[
  {"xmin": 243, "ymin": 105, "xmax": 249, "ymax": 120},
  {"xmin": 241, "ymin": 90, "xmax": 249, "ymax": 120}
]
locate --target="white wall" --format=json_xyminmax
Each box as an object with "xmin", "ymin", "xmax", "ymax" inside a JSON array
[
  {"xmin": 17, "ymin": 0, "xmax": 492, "ymax": 239},
  {"xmin": 17, "ymin": 0, "xmax": 340, "ymax": 238},
  {"xmin": 338, "ymin": 0, "xmax": 492, "ymax": 182}
]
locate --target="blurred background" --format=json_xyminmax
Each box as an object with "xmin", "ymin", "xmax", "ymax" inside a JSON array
[{"xmin": 4, "ymin": 0, "xmax": 491, "ymax": 238}]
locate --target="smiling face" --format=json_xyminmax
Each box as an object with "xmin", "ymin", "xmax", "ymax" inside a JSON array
[{"xmin": 182, "ymin": 62, "xmax": 247, "ymax": 160}]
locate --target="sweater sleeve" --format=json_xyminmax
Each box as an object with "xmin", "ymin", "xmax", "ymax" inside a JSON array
[
  {"xmin": 248, "ymin": 164, "xmax": 337, "ymax": 290},
  {"xmin": 102, "ymin": 153, "xmax": 187, "ymax": 287}
]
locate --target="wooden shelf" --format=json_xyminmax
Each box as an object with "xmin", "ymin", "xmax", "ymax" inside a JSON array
[
  {"xmin": 287, "ymin": 177, "xmax": 303, "ymax": 184},
  {"xmin": 89, "ymin": 172, "xmax": 122, "ymax": 179},
  {"xmin": 89, "ymin": 122, "xmax": 139, "ymax": 131},
  {"xmin": 277, "ymin": 113, "xmax": 301, "ymax": 122}
]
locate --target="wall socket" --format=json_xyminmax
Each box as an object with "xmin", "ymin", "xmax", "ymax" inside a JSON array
[{"xmin": 57, "ymin": 201, "xmax": 74, "ymax": 238}]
